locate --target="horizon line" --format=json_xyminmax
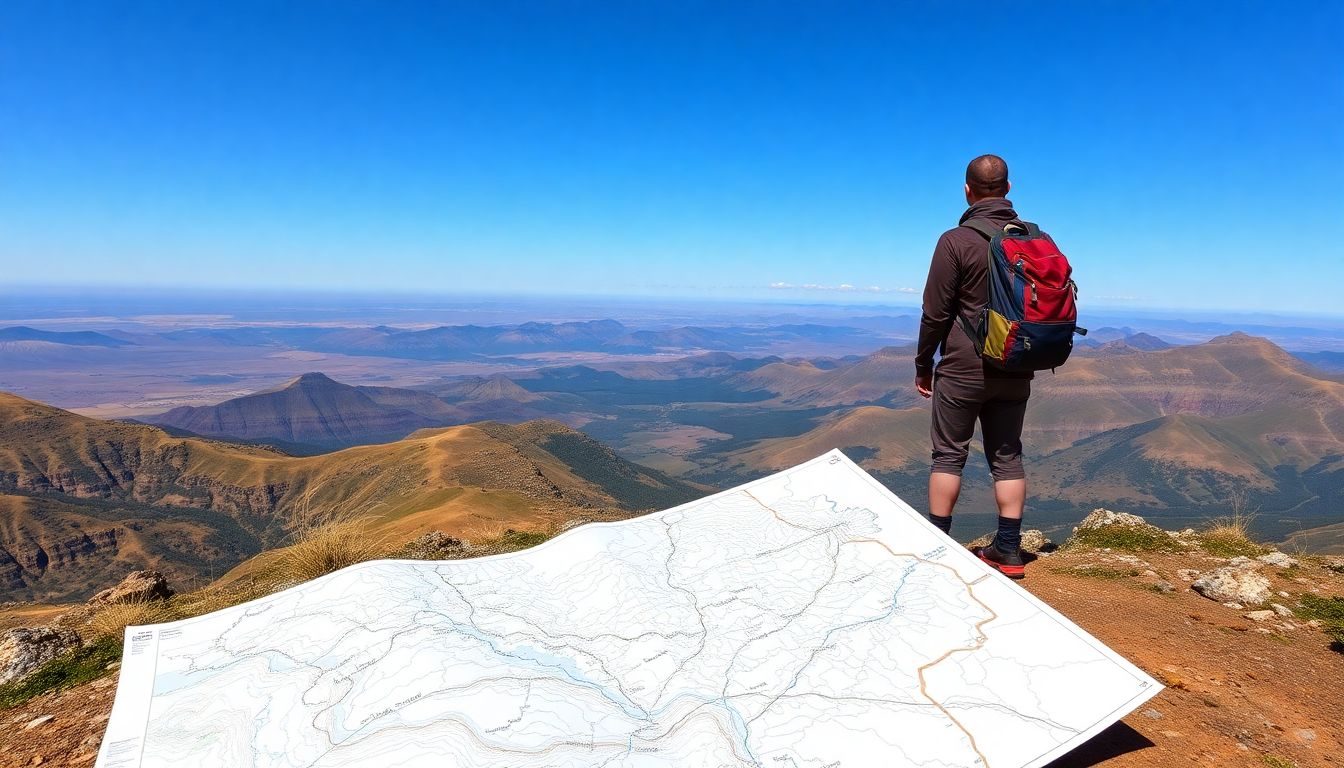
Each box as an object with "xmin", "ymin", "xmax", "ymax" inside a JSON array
[{"xmin": 3, "ymin": 283, "xmax": 1344, "ymax": 323}]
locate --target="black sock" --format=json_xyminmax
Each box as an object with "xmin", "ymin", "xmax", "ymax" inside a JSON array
[
  {"xmin": 928, "ymin": 513, "xmax": 952, "ymax": 535},
  {"xmin": 994, "ymin": 516, "xmax": 1022, "ymax": 553}
]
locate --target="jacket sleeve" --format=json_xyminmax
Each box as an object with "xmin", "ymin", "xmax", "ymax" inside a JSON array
[{"xmin": 914, "ymin": 231, "xmax": 960, "ymax": 377}]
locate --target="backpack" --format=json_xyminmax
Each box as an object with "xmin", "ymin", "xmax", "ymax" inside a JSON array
[{"xmin": 958, "ymin": 219, "xmax": 1086, "ymax": 371}]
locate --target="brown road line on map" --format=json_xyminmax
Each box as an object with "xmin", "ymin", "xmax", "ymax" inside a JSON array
[{"xmin": 742, "ymin": 489, "xmax": 997, "ymax": 767}]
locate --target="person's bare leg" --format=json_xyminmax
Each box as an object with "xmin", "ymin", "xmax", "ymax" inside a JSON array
[
  {"xmin": 993, "ymin": 478, "xmax": 1026, "ymax": 520},
  {"xmin": 929, "ymin": 472, "xmax": 962, "ymax": 519}
]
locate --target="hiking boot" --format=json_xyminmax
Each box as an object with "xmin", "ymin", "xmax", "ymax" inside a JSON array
[{"xmin": 975, "ymin": 543, "xmax": 1026, "ymax": 580}]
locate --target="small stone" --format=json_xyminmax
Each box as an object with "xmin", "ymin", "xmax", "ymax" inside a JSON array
[
  {"xmin": 1244, "ymin": 610, "xmax": 1275, "ymax": 622},
  {"xmin": 1019, "ymin": 529, "xmax": 1052, "ymax": 553},
  {"xmin": 1296, "ymin": 729, "xmax": 1316, "ymax": 743},
  {"xmin": 1153, "ymin": 581, "xmax": 1176, "ymax": 594},
  {"xmin": 32, "ymin": 756, "xmax": 44, "ymax": 766},
  {"xmin": 1277, "ymin": 591, "xmax": 1291, "ymax": 598},
  {"xmin": 24, "ymin": 714, "xmax": 54, "ymax": 730},
  {"xmin": 1228, "ymin": 556, "xmax": 1253, "ymax": 568},
  {"xmin": 1270, "ymin": 603, "xmax": 1293, "ymax": 617},
  {"xmin": 1256, "ymin": 552, "xmax": 1298, "ymax": 568},
  {"xmin": 1177, "ymin": 569, "xmax": 1201, "ymax": 582},
  {"xmin": 1142, "ymin": 708, "xmax": 1164, "ymax": 720}
]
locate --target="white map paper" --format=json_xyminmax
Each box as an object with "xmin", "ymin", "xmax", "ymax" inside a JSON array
[{"xmin": 97, "ymin": 450, "xmax": 1160, "ymax": 768}]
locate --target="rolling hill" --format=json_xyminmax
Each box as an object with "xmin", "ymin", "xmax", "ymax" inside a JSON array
[
  {"xmin": 0, "ymin": 326, "xmax": 132, "ymax": 347},
  {"xmin": 1026, "ymin": 332, "xmax": 1344, "ymax": 452},
  {"xmin": 0, "ymin": 392, "xmax": 705, "ymax": 602},
  {"xmin": 690, "ymin": 335, "xmax": 1344, "ymax": 547}
]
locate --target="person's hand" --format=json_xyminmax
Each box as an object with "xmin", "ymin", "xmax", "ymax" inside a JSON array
[{"xmin": 915, "ymin": 373, "xmax": 933, "ymax": 399}]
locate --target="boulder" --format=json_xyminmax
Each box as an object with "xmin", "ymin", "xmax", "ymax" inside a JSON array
[
  {"xmin": 0, "ymin": 626, "xmax": 81, "ymax": 686},
  {"xmin": 88, "ymin": 570, "xmax": 173, "ymax": 606},
  {"xmin": 1192, "ymin": 566, "xmax": 1273, "ymax": 607}
]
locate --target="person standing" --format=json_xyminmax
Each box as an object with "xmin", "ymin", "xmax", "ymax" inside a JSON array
[{"xmin": 914, "ymin": 154, "xmax": 1033, "ymax": 579}]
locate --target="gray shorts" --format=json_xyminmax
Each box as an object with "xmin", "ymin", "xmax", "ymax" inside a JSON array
[{"xmin": 930, "ymin": 375, "xmax": 1031, "ymax": 481}]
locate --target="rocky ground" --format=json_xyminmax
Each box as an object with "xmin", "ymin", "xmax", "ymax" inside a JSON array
[{"xmin": 0, "ymin": 513, "xmax": 1341, "ymax": 767}]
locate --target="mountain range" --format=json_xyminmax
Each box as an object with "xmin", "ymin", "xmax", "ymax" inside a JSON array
[
  {"xmin": 0, "ymin": 392, "xmax": 703, "ymax": 602},
  {"xmin": 124, "ymin": 332, "xmax": 1344, "ymax": 550},
  {"xmin": 4, "ymin": 329, "xmax": 1341, "ymax": 602}
]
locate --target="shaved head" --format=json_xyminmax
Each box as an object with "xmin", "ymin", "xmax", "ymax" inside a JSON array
[{"xmin": 965, "ymin": 154, "xmax": 1009, "ymax": 199}]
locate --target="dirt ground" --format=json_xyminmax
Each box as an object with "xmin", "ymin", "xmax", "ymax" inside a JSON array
[
  {"xmin": 1, "ymin": 549, "xmax": 1340, "ymax": 767},
  {"xmin": 1027, "ymin": 549, "xmax": 1342, "ymax": 767}
]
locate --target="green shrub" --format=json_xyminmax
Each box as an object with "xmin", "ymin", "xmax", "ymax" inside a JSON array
[
  {"xmin": 1052, "ymin": 565, "xmax": 1140, "ymax": 580},
  {"xmin": 1065, "ymin": 524, "xmax": 1182, "ymax": 553},
  {"xmin": 1295, "ymin": 594, "xmax": 1344, "ymax": 654}
]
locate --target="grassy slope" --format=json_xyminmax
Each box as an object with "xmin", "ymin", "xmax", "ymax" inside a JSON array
[{"xmin": 0, "ymin": 394, "xmax": 705, "ymax": 601}]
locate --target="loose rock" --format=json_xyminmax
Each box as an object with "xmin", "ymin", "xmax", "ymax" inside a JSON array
[{"xmin": 1244, "ymin": 610, "xmax": 1275, "ymax": 622}]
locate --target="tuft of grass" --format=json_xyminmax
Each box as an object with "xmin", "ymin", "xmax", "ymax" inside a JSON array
[
  {"xmin": 278, "ymin": 518, "xmax": 394, "ymax": 584},
  {"xmin": 1262, "ymin": 756, "xmax": 1297, "ymax": 768},
  {"xmin": 1199, "ymin": 513, "xmax": 1268, "ymax": 558},
  {"xmin": 1065, "ymin": 524, "xmax": 1183, "ymax": 553},
  {"xmin": 169, "ymin": 577, "xmax": 279, "ymax": 622},
  {"xmin": 0, "ymin": 635, "xmax": 122, "ymax": 709},
  {"xmin": 1052, "ymin": 565, "xmax": 1140, "ymax": 580},
  {"xmin": 1295, "ymin": 594, "xmax": 1344, "ymax": 654},
  {"xmin": 88, "ymin": 598, "xmax": 173, "ymax": 639},
  {"xmin": 1326, "ymin": 563, "xmax": 1344, "ymax": 576}
]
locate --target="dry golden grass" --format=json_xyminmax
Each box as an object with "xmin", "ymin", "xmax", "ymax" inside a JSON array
[
  {"xmin": 87, "ymin": 599, "xmax": 173, "ymax": 639},
  {"xmin": 276, "ymin": 518, "xmax": 396, "ymax": 584},
  {"xmin": 1199, "ymin": 505, "xmax": 1268, "ymax": 558},
  {"xmin": 169, "ymin": 577, "xmax": 279, "ymax": 622}
]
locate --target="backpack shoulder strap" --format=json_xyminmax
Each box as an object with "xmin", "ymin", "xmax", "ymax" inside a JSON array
[
  {"xmin": 963, "ymin": 218, "xmax": 1038, "ymax": 239},
  {"xmin": 960, "ymin": 219, "xmax": 1000, "ymax": 240}
]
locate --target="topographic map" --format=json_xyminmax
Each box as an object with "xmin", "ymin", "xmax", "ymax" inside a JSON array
[{"xmin": 97, "ymin": 450, "xmax": 1160, "ymax": 768}]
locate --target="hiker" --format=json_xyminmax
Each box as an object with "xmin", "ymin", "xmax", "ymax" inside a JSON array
[{"xmin": 914, "ymin": 154, "xmax": 1069, "ymax": 580}]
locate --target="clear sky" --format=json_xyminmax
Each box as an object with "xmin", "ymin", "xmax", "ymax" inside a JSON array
[{"xmin": 2, "ymin": 1, "xmax": 1340, "ymax": 313}]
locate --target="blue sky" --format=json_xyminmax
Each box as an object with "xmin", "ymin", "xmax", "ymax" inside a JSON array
[{"xmin": 2, "ymin": 1, "xmax": 1340, "ymax": 313}]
